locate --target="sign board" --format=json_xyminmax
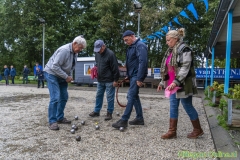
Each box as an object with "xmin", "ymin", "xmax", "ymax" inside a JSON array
[
  {"xmin": 153, "ymin": 68, "xmax": 161, "ymax": 79},
  {"xmin": 147, "ymin": 68, "xmax": 151, "ymax": 76},
  {"xmin": 195, "ymin": 68, "xmax": 240, "ymax": 79}
]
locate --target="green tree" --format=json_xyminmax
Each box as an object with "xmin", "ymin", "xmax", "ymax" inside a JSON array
[{"xmin": 0, "ymin": 0, "xmax": 222, "ymax": 76}]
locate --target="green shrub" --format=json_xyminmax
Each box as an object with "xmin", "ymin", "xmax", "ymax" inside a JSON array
[
  {"xmin": 219, "ymin": 98, "xmax": 227, "ymax": 110},
  {"xmin": 233, "ymin": 84, "xmax": 240, "ymax": 100}
]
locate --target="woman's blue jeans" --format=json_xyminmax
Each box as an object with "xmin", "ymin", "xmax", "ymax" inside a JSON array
[
  {"xmin": 121, "ymin": 76, "xmax": 143, "ymax": 121},
  {"xmin": 94, "ymin": 82, "xmax": 115, "ymax": 114},
  {"xmin": 44, "ymin": 72, "xmax": 68, "ymax": 124},
  {"xmin": 169, "ymin": 93, "xmax": 198, "ymax": 120}
]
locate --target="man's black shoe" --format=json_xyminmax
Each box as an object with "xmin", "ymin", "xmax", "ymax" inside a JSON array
[
  {"xmin": 129, "ymin": 118, "xmax": 144, "ymax": 125},
  {"xmin": 89, "ymin": 111, "xmax": 100, "ymax": 117},
  {"xmin": 104, "ymin": 112, "xmax": 112, "ymax": 121},
  {"xmin": 112, "ymin": 119, "xmax": 128, "ymax": 128}
]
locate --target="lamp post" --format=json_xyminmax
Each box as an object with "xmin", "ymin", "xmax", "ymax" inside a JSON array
[
  {"xmin": 133, "ymin": 0, "xmax": 142, "ymax": 38},
  {"xmin": 39, "ymin": 18, "xmax": 45, "ymax": 68}
]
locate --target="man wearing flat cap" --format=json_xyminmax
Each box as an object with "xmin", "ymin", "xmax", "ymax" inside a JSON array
[
  {"xmin": 112, "ymin": 30, "xmax": 148, "ymax": 129},
  {"xmin": 89, "ymin": 40, "xmax": 120, "ymax": 120}
]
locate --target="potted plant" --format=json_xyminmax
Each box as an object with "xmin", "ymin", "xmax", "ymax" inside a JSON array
[
  {"xmin": 211, "ymin": 81, "xmax": 223, "ymax": 107},
  {"xmin": 232, "ymin": 84, "xmax": 240, "ymax": 100},
  {"xmin": 224, "ymin": 84, "xmax": 240, "ymax": 127},
  {"xmin": 215, "ymin": 84, "xmax": 224, "ymax": 105},
  {"xmin": 219, "ymin": 98, "xmax": 227, "ymax": 115},
  {"xmin": 207, "ymin": 86, "xmax": 214, "ymax": 99}
]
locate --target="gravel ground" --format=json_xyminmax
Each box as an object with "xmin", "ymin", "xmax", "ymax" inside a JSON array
[{"xmin": 0, "ymin": 85, "xmax": 216, "ymax": 160}]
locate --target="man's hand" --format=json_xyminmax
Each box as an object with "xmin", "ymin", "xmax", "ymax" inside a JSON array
[
  {"xmin": 124, "ymin": 77, "xmax": 129, "ymax": 80},
  {"xmin": 137, "ymin": 81, "xmax": 143, "ymax": 87},
  {"xmin": 113, "ymin": 81, "xmax": 118, "ymax": 87},
  {"xmin": 66, "ymin": 76, "xmax": 73, "ymax": 83}
]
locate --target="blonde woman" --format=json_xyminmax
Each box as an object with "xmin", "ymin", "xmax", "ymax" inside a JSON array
[{"xmin": 157, "ymin": 28, "xmax": 203, "ymax": 139}]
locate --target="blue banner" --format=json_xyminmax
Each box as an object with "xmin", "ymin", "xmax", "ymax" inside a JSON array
[
  {"xmin": 187, "ymin": 3, "xmax": 198, "ymax": 20},
  {"xmin": 195, "ymin": 68, "xmax": 240, "ymax": 79}
]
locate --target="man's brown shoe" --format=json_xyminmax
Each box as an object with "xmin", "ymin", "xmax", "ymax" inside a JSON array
[
  {"xmin": 104, "ymin": 112, "xmax": 112, "ymax": 121},
  {"xmin": 49, "ymin": 122, "xmax": 59, "ymax": 130},
  {"xmin": 57, "ymin": 118, "xmax": 71, "ymax": 124},
  {"xmin": 89, "ymin": 111, "xmax": 100, "ymax": 117}
]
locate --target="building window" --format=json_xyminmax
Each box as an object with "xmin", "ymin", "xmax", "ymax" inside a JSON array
[{"xmin": 84, "ymin": 64, "xmax": 94, "ymax": 76}]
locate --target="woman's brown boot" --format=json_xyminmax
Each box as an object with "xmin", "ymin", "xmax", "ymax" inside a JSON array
[
  {"xmin": 187, "ymin": 118, "xmax": 204, "ymax": 139},
  {"xmin": 161, "ymin": 118, "xmax": 178, "ymax": 139}
]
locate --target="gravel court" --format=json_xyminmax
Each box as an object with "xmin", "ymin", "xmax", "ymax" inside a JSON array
[{"xmin": 0, "ymin": 85, "xmax": 216, "ymax": 160}]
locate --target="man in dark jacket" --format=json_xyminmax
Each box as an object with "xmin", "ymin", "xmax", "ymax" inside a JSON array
[
  {"xmin": 36, "ymin": 67, "xmax": 44, "ymax": 88},
  {"xmin": 22, "ymin": 65, "xmax": 30, "ymax": 84},
  {"xmin": 34, "ymin": 62, "xmax": 42, "ymax": 78},
  {"xmin": 89, "ymin": 40, "xmax": 120, "ymax": 120},
  {"xmin": 10, "ymin": 65, "xmax": 16, "ymax": 84},
  {"xmin": 4, "ymin": 65, "xmax": 10, "ymax": 86},
  {"xmin": 112, "ymin": 30, "xmax": 148, "ymax": 129}
]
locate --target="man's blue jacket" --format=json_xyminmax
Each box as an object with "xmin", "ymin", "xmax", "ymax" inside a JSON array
[
  {"xmin": 125, "ymin": 39, "xmax": 148, "ymax": 82},
  {"xmin": 4, "ymin": 68, "xmax": 9, "ymax": 76}
]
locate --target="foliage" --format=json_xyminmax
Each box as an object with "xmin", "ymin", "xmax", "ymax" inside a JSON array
[
  {"xmin": 211, "ymin": 81, "xmax": 224, "ymax": 98},
  {"xmin": 219, "ymin": 98, "xmax": 227, "ymax": 111},
  {"xmin": 0, "ymin": 0, "xmax": 220, "ymax": 75},
  {"xmin": 209, "ymin": 88, "xmax": 214, "ymax": 98},
  {"xmin": 232, "ymin": 84, "xmax": 240, "ymax": 100},
  {"xmin": 204, "ymin": 86, "xmax": 209, "ymax": 97},
  {"xmin": 217, "ymin": 114, "xmax": 229, "ymax": 130},
  {"xmin": 217, "ymin": 97, "xmax": 229, "ymax": 130},
  {"xmin": 236, "ymin": 105, "xmax": 240, "ymax": 110},
  {"xmin": 208, "ymin": 101, "xmax": 215, "ymax": 107},
  {"xmin": 224, "ymin": 88, "xmax": 234, "ymax": 99},
  {"xmin": 224, "ymin": 84, "xmax": 240, "ymax": 100},
  {"xmin": 208, "ymin": 58, "xmax": 240, "ymax": 68}
]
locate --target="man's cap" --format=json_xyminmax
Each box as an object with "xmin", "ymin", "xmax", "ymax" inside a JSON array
[
  {"xmin": 94, "ymin": 40, "xmax": 104, "ymax": 52},
  {"xmin": 122, "ymin": 30, "xmax": 135, "ymax": 38}
]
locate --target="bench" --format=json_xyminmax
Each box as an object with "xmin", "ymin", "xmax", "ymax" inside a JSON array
[
  {"xmin": 74, "ymin": 77, "xmax": 97, "ymax": 87},
  {"xmin": 28, "ymin": 76, "xmax": 37, "ymax": 81},
  {"xmin": 117, "ymin": 78, "xmax": 160, "ymax": 88},
  {"xmin": 20, "ymin": 76, "xmax": 37, "ymax": 83},
  {"xmin": 143, "ymin": 78, "xmax": 160, "ymax": 88}
]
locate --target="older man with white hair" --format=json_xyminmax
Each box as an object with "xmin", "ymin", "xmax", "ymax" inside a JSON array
[{"xmin": 44, "ymin": 35, "xmax": 87, "ymax": 130}]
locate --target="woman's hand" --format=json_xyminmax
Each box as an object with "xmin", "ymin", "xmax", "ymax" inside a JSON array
[
  {"xmin": 157, "ymin": 85, "xmax": 162, "ymax": 92},
  {"xmin": 167, "ymin": 82, "xmax": 176, "ymax": 90}
]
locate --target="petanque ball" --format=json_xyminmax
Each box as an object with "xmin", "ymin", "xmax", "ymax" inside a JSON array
[
  {"xmin": 95, "ymin": 125, "xmax": 100, "ymax": 130},
  {"xmin": 74, "ymin": 126, "xmax": 78, "ymax": 131},
  {"xmin": 119, "ymin": 127, "xmax": 124, "ymax": 132},
  {"xmin": 116, "ymin": 112, "xmax": 120, "ymax": 116},
  {"xmin": 72, "ymin": 124, "xmax": 76, "ymax": 129},
  {"xmin": 76, "ymin": 136, "xmax": 81, "ymax": 141},
  {"xmin": 74, "ymin": 116, "xmax": 78, "ymax": 120},
  {"xmin": 70, "ymin": 129, "xmax": 75, "ymax": 134},
  {"xmin": 81, "ymin": 121, "xmax": 85, "ymax": 125}
]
